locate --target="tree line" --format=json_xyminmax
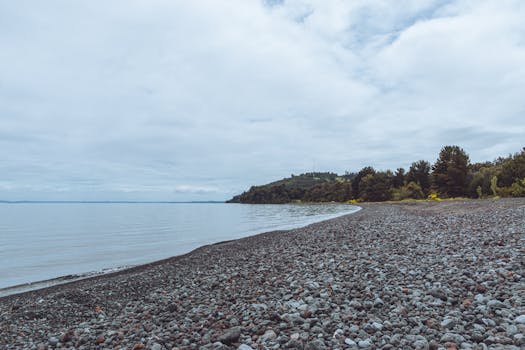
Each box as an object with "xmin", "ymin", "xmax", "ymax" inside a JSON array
[{"xmin": 227, "ymin": 146, "xmax": 525, "ymax": 204}]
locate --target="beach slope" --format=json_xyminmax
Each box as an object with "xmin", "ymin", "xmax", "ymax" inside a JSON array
[{"xmin": 1, "ymin": 199, "xmax": 524, "ymax": 349}]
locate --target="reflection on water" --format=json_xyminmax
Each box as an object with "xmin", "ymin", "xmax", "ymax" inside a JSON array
[{"xmin": 0, "ymin": 203, "xmax": 359, "ymax": 289}]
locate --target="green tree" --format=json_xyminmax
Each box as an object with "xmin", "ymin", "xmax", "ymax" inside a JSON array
[
  {"xmin": 498, "ymin": 148, "xmax": 525, "ymax": 187},
  {"xmin": 407, "ymin": 160, "xmax": 431, "ymax": 194},
  {"xmin": 392, "ymin": 168, "xmax": 406, "ymax": 188},
  {"xmin": 468, "ymin": 165, "xmax": 500, "ymax": 198},
  {"xmin": 351, "ymin": 166, "xmax": 376, "ymax": 199},
  {"xmin": 359, "ymin": 171, "xmax": 392, "ymax": 202},
  {"xmin": 432, "ymin": 145, "xmax": 470, "ymax": 197}
]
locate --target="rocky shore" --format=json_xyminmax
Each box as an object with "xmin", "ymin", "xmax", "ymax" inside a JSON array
[{"xmin": 1, "ymin": 198, "xmax": 524, "ymax": 350}]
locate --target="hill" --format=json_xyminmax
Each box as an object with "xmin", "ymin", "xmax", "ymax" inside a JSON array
[{"xmin": 227, "ymin": 172, "xmax": 354, "ymax": 204}]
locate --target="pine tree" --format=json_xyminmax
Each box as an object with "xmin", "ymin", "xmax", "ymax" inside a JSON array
[
  {"xmin": 432, "ymin": 146, "xmax": 470, "ymax": 197},
  {"xmin": 407, "ymin": 160, "xmax": 431, "ymax": 194}
]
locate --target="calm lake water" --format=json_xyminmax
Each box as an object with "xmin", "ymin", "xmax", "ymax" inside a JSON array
[{"xmin": 0, "ymin": 202, "xmax": 359, "ymax": 291}]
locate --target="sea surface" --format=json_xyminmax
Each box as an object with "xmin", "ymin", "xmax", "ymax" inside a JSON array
[{"xmin": 0, "ymin": 202, "xmax": 359, "ymax": 293}]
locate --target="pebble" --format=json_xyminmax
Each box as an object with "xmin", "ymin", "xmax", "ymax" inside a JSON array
[
  {"xmin": 48, "ymin": 337, "xmax": 58, "ymax": 347},
  {"xmin": 345, "ymin": 338, "xmax": 357, "ymax": 346},
  {"xmin": 217, "ymin": 327, "xmax": 241, "ymax": 345},
  {"xmin": 440, "ymin": 317, "xmax": 457, "ymax": 329},
  {"xmin": 261, "ymin": 329, "xmax": 277, "ymax": 341},
  {"xmin": 515, "ymin": 315, "xmax": 525, "ymax": 324},
  {"xmin": 358, "ymin": 339, "xmax": 372, "ymax": 348},
  {"xmin": 238, "ymin": 345, "xmax": 253, "ymax": 350},
  {"xmin": 429, "ymin": 288, "xmax": 447, "ymax": 301},
  {"xmin": 413, "ymin": 339, "xmax": 428, "ymax": 349}
]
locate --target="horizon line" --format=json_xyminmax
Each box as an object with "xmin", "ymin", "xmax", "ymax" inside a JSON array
[{"xmin": 0, "ymin": 200, "xmax": 227, "ymax": 204}]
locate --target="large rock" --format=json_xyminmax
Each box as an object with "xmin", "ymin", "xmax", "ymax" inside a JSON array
[{"xmin": 217, "ymin": 327, "xmax": 241, "ymax": 345}]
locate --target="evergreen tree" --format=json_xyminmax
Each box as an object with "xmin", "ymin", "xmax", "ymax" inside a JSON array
[
  {"xmin": 392, "ymin": 168, "xmax": 406, "ymax": 188},
  {"xmin": 359, "ymin": 172, "xmax": 393, "ymax": 202},
  {"xmin": 498, "ymin": 147, "xmax": 525, "ymax": 187},
  {"xmin": 407, "ymin": 160, "xmax": 431, "ymax": 194},
  {"xmin": 432, "ymin": 146, "xmax": 470, "ymax": 197},
  {"xmin": 351, "ymin": 166, "xmax": 375, "ymax": 199}
]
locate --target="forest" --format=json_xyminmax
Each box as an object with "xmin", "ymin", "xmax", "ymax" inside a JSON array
[{"xmin": 227, "ymin": 146, "xmax": 525, "ymax": 204}]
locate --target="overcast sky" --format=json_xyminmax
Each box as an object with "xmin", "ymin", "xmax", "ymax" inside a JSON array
[{"xmin": 1, "ymin": 0, "xmax": 524, "ymax": 201}]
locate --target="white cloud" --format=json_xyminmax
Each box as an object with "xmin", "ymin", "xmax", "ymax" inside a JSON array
[{"xmin": 0, "ymin": 0, "xmax": 524, "ymax": 200}]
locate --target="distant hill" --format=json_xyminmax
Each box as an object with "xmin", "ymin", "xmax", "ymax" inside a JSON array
[
  {"xmin": 227, "ymin": 172, "xmax": 354, "ymax": 204},
  {"xmin": 227, "ymin": 146, "xmax": 525, "ymax": 204}
]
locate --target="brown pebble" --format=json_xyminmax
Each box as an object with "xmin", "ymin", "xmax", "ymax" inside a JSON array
[{"xmin": 445, "ymin": 342, "xmax": 457, "ymax": 350}]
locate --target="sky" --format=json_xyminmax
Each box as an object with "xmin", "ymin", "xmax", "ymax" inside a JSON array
[{"xmin": 1, "ymin": 0, "xmax": 524, "ymax": 201}]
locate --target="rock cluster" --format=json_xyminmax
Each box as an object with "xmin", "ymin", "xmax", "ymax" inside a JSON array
[{"xmin": 1, "ymin": 198, "xmax": 524, "ymax": 349}]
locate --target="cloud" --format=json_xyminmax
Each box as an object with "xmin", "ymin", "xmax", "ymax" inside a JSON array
[{"xmin": 0, "ymin": 0, "xmax": 524, "ymax": 200}]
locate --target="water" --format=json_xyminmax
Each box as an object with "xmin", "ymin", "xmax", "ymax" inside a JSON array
[{"xmin": 0, "ymin": 202, "xmax": 359, "ymax": 291}]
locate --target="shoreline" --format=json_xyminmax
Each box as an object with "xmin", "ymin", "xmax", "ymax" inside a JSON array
[
  {"xmin": 0, "ymin": 204, "xmax": 360, "ymax": 298},
  {"xmin": 1, "ymin": 198, "xmax": 524, "ymax": 349}
]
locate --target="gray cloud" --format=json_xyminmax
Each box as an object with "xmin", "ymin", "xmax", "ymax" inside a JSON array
[{"xmin": 0, "ymin": 0, "xmax": 524, "ymax": 201}]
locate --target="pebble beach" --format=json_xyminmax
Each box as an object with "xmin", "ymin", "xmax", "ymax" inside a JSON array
[{"xmin": 1, "ymin": 198, "xmax": 524, "ymax": 350}]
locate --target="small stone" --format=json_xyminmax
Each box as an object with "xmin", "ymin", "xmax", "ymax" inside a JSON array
[
  {"xmin": 349, "ymin": 300, "xmax": 363, "ymax": 310},
  {"xmin": 59, "ymin": 332, "xmax": 72, "ymax": 343},
  {"xmin": 413, "ymin": 339, "xmax": 428, "ymax": 349},
  {"xmin": 487, "ymin": 299, "xmax": 506, "ymax": 309},
  {"xmin": 371, "ymin": 322, "xmax": 383, "ymax": 331},
  {"xmin": 305, "ymin": 339, "xmax": 326, "ymax": 350},
  {"xmin": 441, "ymin": 333, "xmax": 465, "ymax": 344},
  {"xmin": 506, "ymin": 324, "xmax": 518, "ymax": 335},
  {"xmin": 261, "ymin": 330, "xmax": 277, "ymax": 342},
  {"xmin": 333, "ymin": 329, "xmax": 344, "ymax": 338},
  {"xmin": 238, "ymin": 345, "xmax": 253, "ymax": 350},
  {"xmin": 95, "ymin": 336, "xmax": 105, "ymax": 344},
  {"xmin": 481, "ymin": 318, "xmax": 496, "ymax": 327},
  {"xmin": 48, "ymin": 337, "xmax": 58, "ymax": 346},
  {"xmin": 373, "ymin": 298, "xmax": 384, "ymax": 307},
  {"xmin": 132, "ymin": 343, "xmax": 145, "ymax": 350},
  {"xmin": 358, "ymin": 339, "xmax": 372, "ymax": 348},
  {"xmin": 515, "ymin": 315, "xmax": 525, "ymax": 324},
  {"xmin": 151, "ymin": 343, "xmax": 162, "ymax": 350},
  {"xmin": 251, "ymin": 303, "xmax": 267, "ymax": 311},
  {"xmin": 345, "ymin": 338, "xmax": 357, "ymax": 346},
  {"xmin": 218, "ymin": 327, "xmax": 242, "ymax": 345},
  {"xmin": 514, "ymin": 333, "xmax": 525, "ymax": 346},
  {"xmin": 286, "ymin": 339, "xmax": 304, "ymax": 348},
  {"xmin": 281, "ymin": 313, "xmax": 305, "ymax": 325},
  {"xmin": 349, "ymin": 325, "xmax": 359, "ymax": 333},
  {"xmin": 444, "ymin": 342, "xmax": 457, "ymax": 350},
  {"xmin": 441, "ymin": 317, "xmax": 457, "ymax": 329},
  {"xmin": 428, "ymin": 288, "xmax": 447, "ymax": 301}
]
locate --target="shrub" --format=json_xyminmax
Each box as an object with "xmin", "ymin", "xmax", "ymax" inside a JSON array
[
  {"xmin": 476, "ymin": 185, "xmax": 483, "ymax": 198},
  {"xmin": 392, "ymin": 181, "xmax": 425, "ymax": 200},
  {"xmin": 428, "ymin": 193, "xmax": 441, "ymax": 201},
  {"xmin": 490, "ymin": 175, "xmax": 498, "ymax": 197}
]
